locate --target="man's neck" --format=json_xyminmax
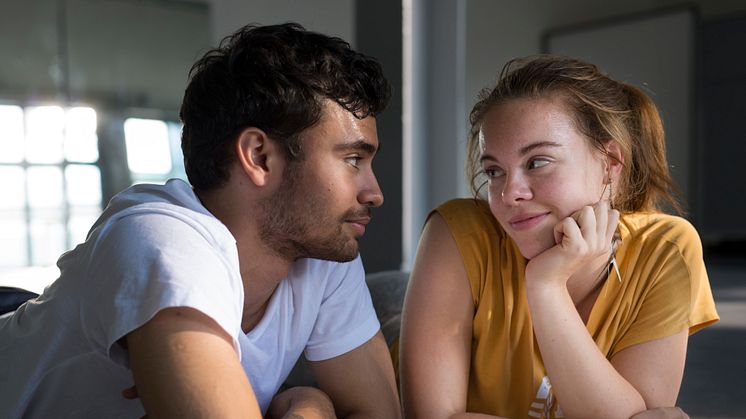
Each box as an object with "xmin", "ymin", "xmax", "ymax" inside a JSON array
[
  {"xmin": 196, "ymin": 186, "xmax": 294, "ymax": 333},
  {"xmin": 235, "ymin": 241, "xmax": 293, "ymax": 332}
]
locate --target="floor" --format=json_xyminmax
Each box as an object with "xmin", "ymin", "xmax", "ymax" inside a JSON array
[{"xmin": 678, "ymin": 248, "xmax": 746, "ymax": 419}]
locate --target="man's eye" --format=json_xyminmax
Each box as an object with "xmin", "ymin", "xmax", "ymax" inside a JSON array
[
  {"xmin": 528, "ymin": 159, "xmax": 549, "ymax": 170},
  {"xmin": 345, "ymin": 156, "xmax": 361, "ymax": 167}
]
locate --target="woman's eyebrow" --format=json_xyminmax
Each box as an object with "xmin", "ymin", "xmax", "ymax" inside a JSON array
[
  {"xmin": 519, "ymin": 141, "xmax": 562, "ymax": 155},
  {"xmin": 479, "ymin": 153, "xmax": 497, "ymax": 164},
  {"xmin": 480, "ymin": 141, "xmax": 562, "ymax": 164}
]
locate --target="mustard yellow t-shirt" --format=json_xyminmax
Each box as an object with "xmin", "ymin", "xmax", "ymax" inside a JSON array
[{"xmin": 434, "ymin": 198, "xmax": 719, "ymax": 419}]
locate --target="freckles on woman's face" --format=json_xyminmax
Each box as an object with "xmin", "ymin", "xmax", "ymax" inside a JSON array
[{"xmin": 478, "ymin": 96, "xmax": 608, "ymax": 259}]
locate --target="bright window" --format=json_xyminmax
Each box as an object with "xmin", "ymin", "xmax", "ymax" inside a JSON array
[
  {"xmin": 124, "ymin": 117, "xmax": 187, "ymax": 184},
  {"xmin": 0, "ymin": 104, "xmax": 102, "ymax": 269}
]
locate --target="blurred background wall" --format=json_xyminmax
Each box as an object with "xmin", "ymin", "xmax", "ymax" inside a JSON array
[{"xmin": 1, "ymin": 0, "xmax": 744, "ymax": 273}]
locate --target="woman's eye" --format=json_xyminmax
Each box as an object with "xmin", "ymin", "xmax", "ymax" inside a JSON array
[
  {"xmin": 528, "ymin": 159, "xmax": 549, "ymax": 170},
  {"xmin": 483, "ymin": 167, "xmax": 504, "ymax": 179}
]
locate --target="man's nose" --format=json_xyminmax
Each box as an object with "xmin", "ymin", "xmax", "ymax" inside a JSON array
[{"xmin": 359, "ymin": 175, "xmax": 384, "ymax": 208}]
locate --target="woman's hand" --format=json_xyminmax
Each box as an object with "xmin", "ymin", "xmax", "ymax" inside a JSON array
[{"xmin": 525, "ymin": 200, "xmax": 619, "ymax": 289}]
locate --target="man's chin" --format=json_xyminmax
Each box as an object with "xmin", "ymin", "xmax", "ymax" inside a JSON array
[
  {"xmin": 306, "ymin": 240, "xmax": 359, "ymax": 263},
  {"xmin": 334, "ymin": 251, "xmax": 360, "ymax": 263},
  {"xmin": 313, "ymin": 250, "xmax": 359, "ymax": 263}
]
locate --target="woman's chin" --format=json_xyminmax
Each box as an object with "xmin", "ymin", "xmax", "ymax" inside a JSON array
[
  {"xmin": 516, "ymin": 240, "xmax": 553, "ymax": 260},
  {"xmin": 520, "ymin": 249, "xmax": 541, "ymax": 260}
]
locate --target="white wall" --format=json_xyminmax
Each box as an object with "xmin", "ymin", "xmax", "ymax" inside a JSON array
[{"xmin": 465, "ymin": 0, "xmax": 746, "ymax": 115}]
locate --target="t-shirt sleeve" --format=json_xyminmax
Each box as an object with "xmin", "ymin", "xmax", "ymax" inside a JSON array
[
  {"xmin": 81, "ymin": 212, "xmax": 244, "ymax": 368},
  {"xmin": 303, "ymin": 256, "xmax": 380, "ymax": 361},
  {"xmin": 613, "ymin": 218, "xmax": 719, "ymax": 353},
  {"xmin": 433, "ymin": 199, "xmax": 511, "ymax": 308}
]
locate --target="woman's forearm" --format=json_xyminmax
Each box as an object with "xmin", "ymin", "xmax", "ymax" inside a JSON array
[{"xmin": 527, "ymin": 284, "xmax": 646, "ymax": 419}]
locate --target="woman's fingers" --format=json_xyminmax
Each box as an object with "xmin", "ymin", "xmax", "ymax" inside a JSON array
[
  {"xmin": 596, "ymin": 200, "xmax": 609, "ymax": 240},
  {"xmin": 536, "ymin": 203, "xmax": 621, "ymax": 285},
  {"xmin": 555, "ymin": 216, "xmax": 583, "ymax": 249},
  {"xmin": 566, "ymin": 202, "xmax": 619, "ymax": 255},
  {"xmin": 576, "ymin": 206, "xmax": 597, "ymax": 242},
  {"xmin": 607, "ymin": 208, "xmax": 620, "ymax": 241}
]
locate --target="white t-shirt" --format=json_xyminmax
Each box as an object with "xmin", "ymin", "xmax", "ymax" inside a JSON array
[{"xmin": 0, "ymin": 179, "xmax": 380, "ymax": 418}]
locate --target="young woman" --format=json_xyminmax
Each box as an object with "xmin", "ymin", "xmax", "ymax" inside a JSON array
[{"xmin": 399, "ymin": 55, "xmax": 718, "ymax": 419}]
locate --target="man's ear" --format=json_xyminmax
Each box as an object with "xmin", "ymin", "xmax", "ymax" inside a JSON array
[
  {"xmin": 604, "ymin": 140, "xmax": 625, "ymax": 182},
  {"xmin": 235, "ymin": 127, "xmax": 282, "ymax": 187}
]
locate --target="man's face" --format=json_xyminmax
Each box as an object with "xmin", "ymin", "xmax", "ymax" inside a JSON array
[{"xmin": 259, "ymin": 100, "xmax": 384, "ymax": 262}]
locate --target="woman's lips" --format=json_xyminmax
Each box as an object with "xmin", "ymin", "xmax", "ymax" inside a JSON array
[{"xmin": 508, "ymin": 212, "xmax": 550, "ymax": 231}]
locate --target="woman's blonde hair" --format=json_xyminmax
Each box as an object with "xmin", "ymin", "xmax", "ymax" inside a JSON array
[{"xmin": 467, "ymin": 54, "xmax": 682, "ymax": 214}]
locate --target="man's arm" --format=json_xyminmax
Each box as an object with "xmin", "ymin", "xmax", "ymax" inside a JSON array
[
  {"xmin": 127, "ymin": 306, "xmax": 262, "ymax": 418},
  {"xmin": 268, "ymin": 386, "xmax": 337, "ymax": 418},
  {"xmin": 308, "ymin": 331, "xmax": 400, "ymax": 419}
]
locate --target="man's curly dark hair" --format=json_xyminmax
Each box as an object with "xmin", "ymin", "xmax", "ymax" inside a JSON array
[{"xmin": 179, "ymin": 22, "xmax": 391, "ymax": 190}]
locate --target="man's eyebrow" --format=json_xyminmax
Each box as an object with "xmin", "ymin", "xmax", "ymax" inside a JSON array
[
  {"xmin": 479, "ymin": 141, "xmax": 562, "ymax": 164},
  {"xmin": 334, "ymin": 139, "xmax": 377, "ymax": 154}
]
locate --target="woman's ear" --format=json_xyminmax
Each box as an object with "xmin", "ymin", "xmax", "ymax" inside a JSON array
[
  {"xmin": 235, "ymin": 127, "xmax": 282, "ymax": 187},
  {"xmin": 604, "ymin": 140, "xmax": 625, "ymax": 182}
]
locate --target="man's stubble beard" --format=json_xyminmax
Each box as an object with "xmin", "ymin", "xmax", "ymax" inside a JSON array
[{"xmin": 258, "ymin": 162, "xmax": 361, "ymax": 263}]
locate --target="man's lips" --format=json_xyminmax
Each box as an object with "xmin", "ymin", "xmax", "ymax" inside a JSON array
[
  {"xmin": 346, "ymin": 217, "xmax": 371, "ymax": 236},
  {"xmin": 508, "ymin": 212, "xmax": 550, "ymax": 231}
]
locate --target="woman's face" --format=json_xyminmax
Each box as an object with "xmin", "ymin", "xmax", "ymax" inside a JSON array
[{"xmin": 479, "ymin": 96, "xmax": 608, "ymax": 259}]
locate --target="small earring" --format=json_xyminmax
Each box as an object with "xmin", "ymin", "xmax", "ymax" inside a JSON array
[{"xmin": 610, "ymin": 243, "xmax": 621, "ymax": 283}]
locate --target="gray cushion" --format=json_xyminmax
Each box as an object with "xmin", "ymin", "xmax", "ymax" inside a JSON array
[{"xmin": 365, "ymin": 270, "xmax": 410, "ymax": 346}]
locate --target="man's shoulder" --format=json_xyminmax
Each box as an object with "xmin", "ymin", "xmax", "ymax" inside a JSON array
[{"xmin": 90, "ymin": 183, "xmax": 231, "ymax": 251}]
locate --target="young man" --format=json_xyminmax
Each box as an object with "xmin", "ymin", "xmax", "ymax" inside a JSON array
[{"xmin": 0, "ymin": 23, "xmax": 400, "ymax": 418}]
